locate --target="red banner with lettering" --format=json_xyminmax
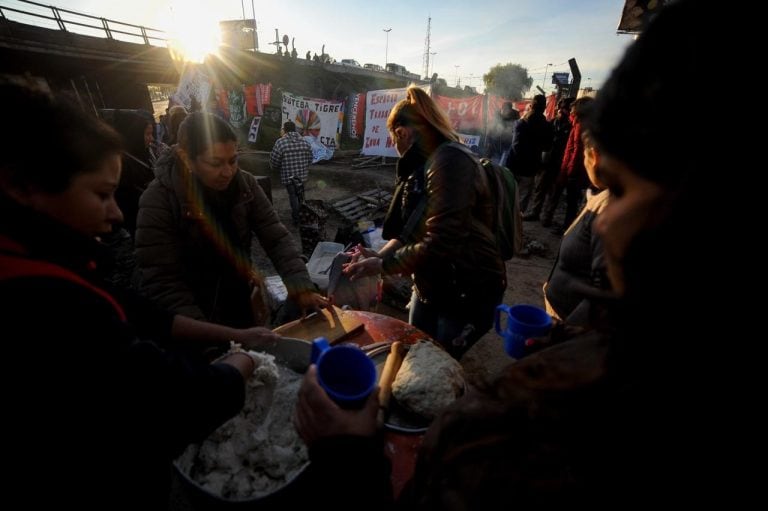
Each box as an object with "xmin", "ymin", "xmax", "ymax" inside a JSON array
[
  {"xmin": 434, "ymin": 94, "xmax": 484, "ymax": 132},
  {"xmin": 487, "ymin": 95, "xmax": 529, "ymax": 121}
]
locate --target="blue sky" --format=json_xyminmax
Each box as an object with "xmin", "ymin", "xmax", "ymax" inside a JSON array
[{"xmin": 2, "ymin": 0, "xmax": 633, "ymax": 94}]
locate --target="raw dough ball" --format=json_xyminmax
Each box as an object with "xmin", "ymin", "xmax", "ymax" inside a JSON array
[{"xmin": 392, "ymin": 341, "xmax": 465, "ymax": 420}]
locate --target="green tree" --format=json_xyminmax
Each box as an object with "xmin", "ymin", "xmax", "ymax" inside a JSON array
[{"xmin": 483, "ymin": 63, "xmax": 533, "ymax": 100}]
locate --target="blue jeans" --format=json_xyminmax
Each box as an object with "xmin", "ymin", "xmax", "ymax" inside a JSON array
[{"xmin": 408, "ymin": 288, "xmax": 502, "ymax": 359}]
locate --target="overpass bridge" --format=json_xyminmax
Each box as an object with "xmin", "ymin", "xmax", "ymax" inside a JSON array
[
  {"xmin": 0, "ymin": 0, "xmax": 178, "ymax": 112},
  {"xmin": 0, "ymin": 0, "xmax": 425, "ymax": 126}
]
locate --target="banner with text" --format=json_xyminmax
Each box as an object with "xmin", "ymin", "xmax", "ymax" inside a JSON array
[
  {"xmin": 458, "ymin": 133, "xmax": 481, "ymax": 149},
  {"xmin": 172, "ymin": 65, "xmax": 211, "ymax": 112},
  {"xmin": 435, "ymin": 94, "xmax": 485, "ymax": 132},
  {"xmin": 361, "ymin": 87, "xmax": 408, "ymax": 157},
  {"xmin": 346, "ymin": 93, "xmax": 366, "ymax": 139},
  {"xmin": 281, "ymin": 92, "xmax": 344, "ymax": 149}
]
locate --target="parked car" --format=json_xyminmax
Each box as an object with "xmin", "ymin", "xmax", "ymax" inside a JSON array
[
  {"xmin": 340, "ymin": 59, "xmax": 361, "ymax": 67},
  {"xmin": 363, "ymin": 63, "xmax": 383, "ymax": 71}
]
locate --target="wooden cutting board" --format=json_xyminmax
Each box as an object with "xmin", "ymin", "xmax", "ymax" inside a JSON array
[{"xmin": 272, "ymin": 305, "xmax": 365, "ymax": 344}]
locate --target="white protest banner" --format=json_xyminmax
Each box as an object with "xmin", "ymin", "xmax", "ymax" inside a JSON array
[
  {"xmin": 281, "ymin": 92, "xmax": 344, "ymax": 149},
  {"xmin": 361, "ymin": 88, "xmax": 407, "ymax": 157},
  {"xmin": 171, "ymin": 65, "xmax": 211, "ymax": 112}
]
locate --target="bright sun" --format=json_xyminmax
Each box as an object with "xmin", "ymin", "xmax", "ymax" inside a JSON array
[{"xmin": 164, "ymin": 4, "xmax": 221, "ymax": 63}]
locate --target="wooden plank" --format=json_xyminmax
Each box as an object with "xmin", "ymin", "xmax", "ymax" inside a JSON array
[{"xmin": 273, "ymin": 305, "xmax": 365, "ymax": 344}]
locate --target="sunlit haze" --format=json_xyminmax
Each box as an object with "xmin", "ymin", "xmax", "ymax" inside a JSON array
[
  {"xmin": 6, "ymin": 0, "xmax": 633, "ymax": 93},
  {"xmin": 164, "ymin": 3, "xmax": 221, "ymax": 63}
]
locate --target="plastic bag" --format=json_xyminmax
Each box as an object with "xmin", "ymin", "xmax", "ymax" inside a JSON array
[{"xmin": 326, "ymin": 253, "xmax": 380, "ymax": 311}]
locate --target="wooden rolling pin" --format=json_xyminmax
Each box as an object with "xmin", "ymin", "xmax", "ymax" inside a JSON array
[{"xmin": 377, "ymin": 341, "xmax": 405, "ymax": 428}]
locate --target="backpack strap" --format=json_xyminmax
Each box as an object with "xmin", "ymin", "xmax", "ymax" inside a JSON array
[{"xmin": 0, "ymin": 236, "xmax": 127, "ymax": 321}]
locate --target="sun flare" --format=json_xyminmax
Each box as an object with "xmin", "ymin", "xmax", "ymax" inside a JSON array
[{"xmin": 165, "ymin": 4, "xmax": 221, "ymax": 63}]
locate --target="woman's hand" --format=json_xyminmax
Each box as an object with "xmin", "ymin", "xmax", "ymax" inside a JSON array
[
  {"xmin": 233, "ymin": 327, "xmax": 280, "ymax": 351},
  {"xmin": 343, "ymin": 257, "xmax": 383, "ymax": 281},
  {"xmin": 294, "ymin": 365, "xmax": 378, "ymax": 447},
  {"xmin": 295, "ymin": 291, "xmax": 329, "ymax": 317},
  {"xmin": 346, "ymin": 243, "xmax": 379, "ymax": 261}
]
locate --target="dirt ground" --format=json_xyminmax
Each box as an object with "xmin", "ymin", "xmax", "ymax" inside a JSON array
[{"xmin": 239, "ymin": 151, "xmax": 565, "ymax": 388}]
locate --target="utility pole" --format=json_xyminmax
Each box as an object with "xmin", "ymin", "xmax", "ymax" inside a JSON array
[
  {"xmin": 250, "ymin": 0, "xmax": 258, "ymax": 51},
  {"xmin": 383, "ymin": 28, "xmax": 392, "ymax": 67},
  {"xmin": 542, "ymin": 63, "xmax": 552, "ymax": 92},
  {"xmin": 422, "ymin": 16, "xmax": 431, "ymax": 80}
]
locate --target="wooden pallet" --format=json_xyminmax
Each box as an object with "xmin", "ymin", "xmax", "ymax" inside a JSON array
[
  {"xmin": 351, "ymin": 155, "xmax": 395, "ymax": 169},
  {"xmin": 330, "ymin": 189, "xmax": 392, "ymax": 223}
]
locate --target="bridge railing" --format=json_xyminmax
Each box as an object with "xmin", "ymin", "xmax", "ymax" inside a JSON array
[{"xmin": 0, "ymin": 0, "xmax": 168, "ymax": 46}]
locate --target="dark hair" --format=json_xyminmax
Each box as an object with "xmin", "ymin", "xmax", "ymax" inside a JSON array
[
  {"xmin": 571, "ymin": 97, "xmax": 594, "ymax": 123},
  {"xmin": 167, "ymin": 106, "xmax": 188, "ymax": 145},
  {"xmin": 111, "ymin": 110, "xmax": 153, "ymax": 161},
  {"xmin": 283, "ymin": 121, "xmax": 296, "ymax": 132},
  {"xmin": 0, "ymin": 81, "xmax": 122, "ymax": 194},
  {"xmin": 586, "ymin": 0, "xmax": 709, "ymax": 188},
  {"xmin": 531, "ymin": 94, "xmax": 546, "ymax": 113},
  {"xmin": 587, "ymin": 0, "xmax": 717, "ymax": 340},
  {"xmin": 177, "ymin": 112, "xmax": 237, "ymax": 160},
  {"xmin": 557, "ymin": 97, "xmax": 575, "ymax": 110}
]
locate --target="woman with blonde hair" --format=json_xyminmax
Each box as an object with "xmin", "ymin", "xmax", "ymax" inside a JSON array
[{"xmin": 345, "ymin": 86, "xmax": 505, "ymax": 358}]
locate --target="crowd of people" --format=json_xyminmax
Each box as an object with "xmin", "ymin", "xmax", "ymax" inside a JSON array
[
  {"xmin": 0, "ymin": 0, "xmax": 733, "ymax": 507},
  {"xmin": 297, "ymin": 0, "xmax": 730, "ymax": 507}
]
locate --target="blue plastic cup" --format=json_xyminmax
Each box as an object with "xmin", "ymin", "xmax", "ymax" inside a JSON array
[
  {"xmin": 494, "ymin": 304, "xmax": 552, "ymax": 359},
  {"xmin": 310, "ymin": 337, "xmax": 377, "ymax": 408}
]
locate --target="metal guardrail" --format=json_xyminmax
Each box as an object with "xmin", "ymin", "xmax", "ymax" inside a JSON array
[{"xmin": 0, "ymin": 0, "xmax": 167, "ymax": 46}]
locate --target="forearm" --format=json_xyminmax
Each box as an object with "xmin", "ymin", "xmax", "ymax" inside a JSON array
[
  {"xmin": 377, "ymin": 239, "xmax": 402, "ymax": 258},
  {"xmin": 218, "ymin": 351, "xmax": 255, "ymax": 380},
  {"xmin": 171, "ymin": 315, "xmax": 239, "ymax": 346}
]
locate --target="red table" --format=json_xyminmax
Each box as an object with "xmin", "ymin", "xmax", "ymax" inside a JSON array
[{"xmin": 338, "ymin": 310, "xmax": 432, "ymax": 498}]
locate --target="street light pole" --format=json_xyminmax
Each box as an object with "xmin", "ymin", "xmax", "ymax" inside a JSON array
[
  {"xmin": 542, "ymin": 63, "xmax": 552, "ymax": 92},
  {"xmin": 383, "ymin": 28, "xmax": 392, "ymax": 68},
  {"xmin": 454, "ymin": 64, "xmax": 460, "ymax": 88}
]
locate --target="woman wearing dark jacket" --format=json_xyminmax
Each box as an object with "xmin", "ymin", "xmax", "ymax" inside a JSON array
[
  {"xmin": 136, "ymin": 112, "xmax": 326, "ymax": 329},
  {"xmin": 344, "ymin": 86, "xmax": 505, "ymax": 358},
  {"xmin": 0, "ymin": 82, "xmax": 278, "ymax": 508}
]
